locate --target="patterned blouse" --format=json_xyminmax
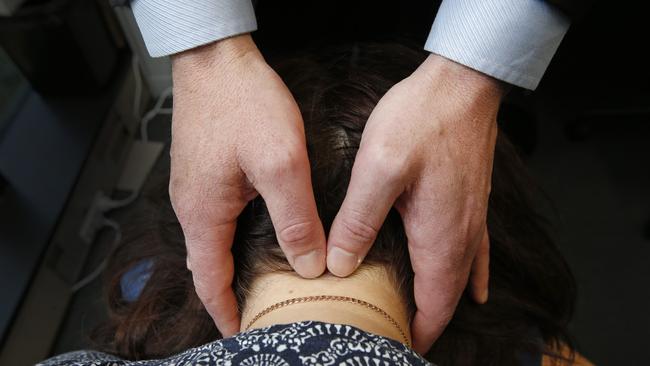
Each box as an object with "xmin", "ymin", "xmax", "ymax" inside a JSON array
[{"xmin": 39, "ymin": 321, "xmax": 433, "ymax": 366}]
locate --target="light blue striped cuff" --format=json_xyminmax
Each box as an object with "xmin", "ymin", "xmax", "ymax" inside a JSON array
[
  {"xmin": 425, "ymin": 0, "xmax": 570, "ymax": 90},
  {"xmin": 131, "ymin": 0, "xmax": 258, "ymax": 57}
]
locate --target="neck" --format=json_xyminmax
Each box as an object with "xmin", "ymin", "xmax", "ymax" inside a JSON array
[{"xmin": 240, "ymin": 266, "xmax": 411, "ymax": 346}]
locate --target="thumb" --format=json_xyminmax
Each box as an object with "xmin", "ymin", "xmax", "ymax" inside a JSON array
[
  {"xmin": 327, "ymin": 156, "xmax": 404, "ymax": 277},
  {"xmin": 254, "ymin": 149, "xmax": 327, "ymax": 278}
]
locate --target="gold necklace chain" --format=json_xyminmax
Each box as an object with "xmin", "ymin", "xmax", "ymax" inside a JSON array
[{"xmin": 244, "ymin": 295, "xmax": 411, "ymax": 348}]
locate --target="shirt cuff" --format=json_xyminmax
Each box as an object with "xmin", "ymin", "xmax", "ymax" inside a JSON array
[
  {"xmin": 131, "ymin": 0, "xmax": 258, "ymax": 57},
  {"xmin": 424, "ymin": 0, "xmax": 570, "ymax": 90}
]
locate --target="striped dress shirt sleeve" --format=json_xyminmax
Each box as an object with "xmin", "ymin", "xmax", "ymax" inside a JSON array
[
  {"xmin": 128, "ymin": 0, "xmax": 570, "ymax": 90},
  {"xmin": 424, "ymin": 0, "xmax": 570, "ymax": 89},
  {"xmin": 129, "ymin": 0, "xmax": 257, "ymax": 57}
]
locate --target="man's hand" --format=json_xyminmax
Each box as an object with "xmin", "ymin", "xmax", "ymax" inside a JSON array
[
  {"xmin": 326, "ymin": 54, "xmax": 503, "ymax": 353},
  {"xmin": 169, "ymin": 35, "xmax": 326, "ymax": 337}
]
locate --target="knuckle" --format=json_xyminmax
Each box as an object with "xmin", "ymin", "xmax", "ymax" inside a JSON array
[
  {"xmin": 190, "ymin": 263, "xmax": 232, "ymax": 300},
  {"xmin": 258, "ymin": 144, "xmax": 305, "ymax": 180},
  {"xmin": 338, "ymin": 214, "xmax": 378, "ymax": 248},
  {"xmin": 168, "ymin": 185, "xmax": 195, "ymax": 221},
  {"xmin": 191, "ymin": 275, "xmax": 213, "ymax": 302},
  {"xmin": 168, "ymin": 172, "xmax": 196, "ymax": 210},
  {"xmin": 363, "ymin": 144, "xmax": 409, "ymax": 183},
  {"xmin": 278, "ymin": 221, "xmax": 318, "ymax": 251}
]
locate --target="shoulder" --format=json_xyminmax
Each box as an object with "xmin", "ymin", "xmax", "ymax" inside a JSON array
[{"xmin": 38, "ymin": 321, "xmax": 432, "ymax": 366}]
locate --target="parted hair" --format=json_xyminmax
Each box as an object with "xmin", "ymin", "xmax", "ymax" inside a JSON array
[{"xmin": 94, "ymin": 43, "xmax": 576, "ymax": 366}]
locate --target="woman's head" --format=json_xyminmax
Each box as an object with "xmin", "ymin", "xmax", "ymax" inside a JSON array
[
  {"xmin": 231, "ymin": 44, "xmax": 420, "ymax": 316},
  {"xmin": 97, "ymin": 43, "xmax": 576, "ymax": 366}
]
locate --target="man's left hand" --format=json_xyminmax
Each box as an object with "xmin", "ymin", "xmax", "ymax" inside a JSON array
[{"xmin": 326, "ymin": 53, "xmax": 504, "ymax": 353}]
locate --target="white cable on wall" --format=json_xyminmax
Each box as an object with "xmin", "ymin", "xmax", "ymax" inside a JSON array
[
  {"xmin": 132, "ymin": 55, "xmax": 143, "ymax": 120},
  {"xmin": 70, "ymin": 219, "xmax": 122, "ymax": 293},
  {"xmin": 140, "ymin": 86, "xmax": 173, "ymax": 142},
  {"xmin": 72, "ymin": 56, "xmax": 172, "ymax": 293}
]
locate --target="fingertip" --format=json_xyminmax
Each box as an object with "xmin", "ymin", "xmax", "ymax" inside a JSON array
[
  {"xmin": 481, "ymin": 287, "xmax": 489, "ymax": 304},
  {"xmin": 412, "ymin": 338, "xmax": 432, "ymax": 355},
  {"xmin": 470, "ymin": 228, "xmax": 490, "ymax": 304},
  {"xmin": 473, "ymin": 286, "xmax": 489, "ymax": 304},
  {"xmin": 469, "ymin": 270, "xmax": 489, "ymax": 304},
  {"xmin": 326, "ymin": 246, "xmax": 361, "ymax": 277},
  {"xmin": 203, "ymin": 292, "xmax": 241, "ymax": 338},
  {"xmin": 213, "ymin": 312, "xmax": 241, "ymax": 338},
  {"xmin": 280, "ymin": 221, "xmax": 327, "ymax": 278},
  {"xmin": 293, "ymin": 248, "xmax": 326, "ymax": 278},
  {"xmin": 410, "ymin": 311, "xmax": 440, "ymax": 354}
]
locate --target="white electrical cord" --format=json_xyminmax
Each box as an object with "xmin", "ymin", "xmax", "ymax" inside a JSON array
[
  {"xmin": 71, "ymin": 57, "xmax": 149, "ymax": 292},
  {"xmin": 132, "ymin": 54, "xmax": 174, "ymax": 142},
  {"xmin": 72, "ymin": 57, "xmax": 173, "ymax": 293},
  {"xmin": 140, "ymin": 86, "xmax": 173, "ymax": 142},
  {"xmin": 99, "ymin": 189, "xmax": 139, "ymax": 210},
  {"xmin": 132, "ymin": 55, "xmax": 143, "ymax": 120},
  {"xmin": 71, "ymin": 219, "xmax": 122, "ymax": 293}
]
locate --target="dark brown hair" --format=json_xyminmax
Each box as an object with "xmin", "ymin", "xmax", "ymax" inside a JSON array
[{"xmin": 95, "ymin": 43, "xmax": 576, "ymax": 366}]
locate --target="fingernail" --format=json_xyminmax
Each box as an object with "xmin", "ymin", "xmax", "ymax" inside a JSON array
[
  {"xmin": 327, "ymin": 247, "xmax": 360, "ymax": 277},
  {"xmin": 293, "ymin": 250, "xmax": 325, "ymax": 279}
]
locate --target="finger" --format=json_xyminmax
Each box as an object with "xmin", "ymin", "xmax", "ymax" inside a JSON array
[
  {"xmin": 253, "ymin": 148, "xmax": 327, "ymax": 279},
  {"xmin": 405, "ymin": 216, "xmax": 478, "ymax": 353},
  {"xmin": 327, "ymin": 153, "xmax": 404, "ymax": 277},
  {"xmin": 469, "ymin": 226, "xmax": 490, "ymax": 304},
  {"xmin": 409, "ymin": 251, "xmax": 468, "ymax": 354},
  {"xmin": 185, "ymin": 222, "xmax": 241, "ymax": 337}
]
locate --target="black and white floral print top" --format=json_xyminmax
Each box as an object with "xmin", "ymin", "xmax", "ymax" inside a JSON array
[{"xmin": 39, "ymin": 321, "xmax": 433, "ymax": 366}]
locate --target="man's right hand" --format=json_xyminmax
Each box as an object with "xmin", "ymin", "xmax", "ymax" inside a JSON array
[{"xmin": 169, "ymin": 34, "xmax": 327, "ymax": 337}]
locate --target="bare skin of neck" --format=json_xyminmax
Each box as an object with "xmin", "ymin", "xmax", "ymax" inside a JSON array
[{"xmin": 239, "ymin": 266, "xmax": 411, "ymax": 347}]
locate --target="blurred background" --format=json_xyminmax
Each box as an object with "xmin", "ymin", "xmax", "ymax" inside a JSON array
[{"xmin": 0, "ymin": 0, "xmax": 647, "ymax": 365}]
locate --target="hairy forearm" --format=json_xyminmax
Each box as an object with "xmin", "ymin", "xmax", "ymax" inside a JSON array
[
  {"xmin": 417, "ymin": 54, "xmax": 505, "ymax": 102},
  {"xmin": 171, "ymin": 34, "xmax": 259, "ymax": 77}
]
